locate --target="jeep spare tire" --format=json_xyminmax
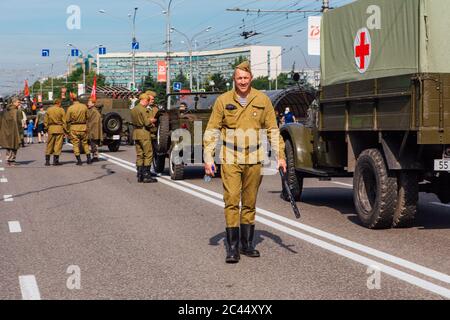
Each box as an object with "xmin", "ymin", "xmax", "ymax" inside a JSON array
[
  {"xmin": 103, "ymin": 112, "xmax": 122, "ymax": 135},
  {"xmin": 156, "ymin": 113, "xmax": 170, "ymax": 154}
]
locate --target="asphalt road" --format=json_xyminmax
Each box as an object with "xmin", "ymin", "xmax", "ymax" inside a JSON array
[{"xmin": 1, "ymin": 142, "xmax": 449, "ymax": 300}]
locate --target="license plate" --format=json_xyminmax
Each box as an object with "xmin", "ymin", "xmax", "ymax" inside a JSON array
[
  {"xmin": 112, "ymin": 135, "xmax": 121, "ymax": 140},
  {"xmin": 434, "ymin": 159, "xmax": 450, "ymax": 171}
]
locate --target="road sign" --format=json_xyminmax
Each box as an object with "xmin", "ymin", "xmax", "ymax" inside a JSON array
[
  {"xmin": 41, "ymin": 49, "xmax": 50, "ymax": 57},
  {"xmin": 173, "ymin": 82, "xmax": 182, "ymax": 91},
  {"xmin": 99, "ymin": 47, "xmax": 107, "ymax": 55},
  {"xmin": 71, "ymin": 49, "xmax": 79, "ymax": 57},
  {"xmin": 132, "ymin": 42, "xmax": 139, "ymax": 50}
]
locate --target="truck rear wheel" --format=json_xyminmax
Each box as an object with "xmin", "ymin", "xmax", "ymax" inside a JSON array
[
  {"xmin": 353, "ymin": 149, "xmax": 397, "ymax": 229},
  {"xmin": 107, "ymin": 141, "xmax": 120, "ymax": 152},
  {"xmin": 393, "ymin": 171, "xmax": 418, "ymax": 228},
  {"xmin": 281, "ymin": 139, "xmax": 303, "ymax": 201},
  {"xmin": 156, "ymin": 114, "xmax": 171, "ymax": 154}
]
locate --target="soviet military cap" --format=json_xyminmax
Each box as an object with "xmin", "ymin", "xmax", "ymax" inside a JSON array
[
  {"xmin": 145, "ymin": 90, "xmax": 157, "ymax": 97},
  {"xmin": 139, "ymin": 93, "xmax": 150, "ymax": 100},
  {"xmin": 235, "ymin": 60, "xmax": 252, "ymax": 74}
]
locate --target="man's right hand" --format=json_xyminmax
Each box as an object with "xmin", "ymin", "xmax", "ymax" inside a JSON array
[{"xmin": 204, "ymin": 163, "xmax": 216, "ymax": 177}]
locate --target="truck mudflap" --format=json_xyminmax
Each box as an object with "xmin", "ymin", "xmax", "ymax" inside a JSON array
[{"xmin": 280, "ymin": 123, "xmax": 314, "ymax": 171}]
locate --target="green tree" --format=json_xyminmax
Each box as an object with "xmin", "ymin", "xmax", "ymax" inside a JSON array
[
  {"xmin": 173, "ymin": 69, "xmax": 189, "ymax": 90},
  {"xmin": 204, "ymin": 73, "xmax": 229, "ymax": 92},
  {"xmin": 141, "ymin": 72, "xmax": 166, "ymax": 105}
]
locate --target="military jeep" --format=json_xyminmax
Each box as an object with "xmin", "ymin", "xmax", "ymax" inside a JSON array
[
  {"xmin": 153, "ymin": 92, "xmax": 223, "ymax": 180},
  {"xmin": 78, "ymin": 93, "xmax": 132, "ymax": 152}
]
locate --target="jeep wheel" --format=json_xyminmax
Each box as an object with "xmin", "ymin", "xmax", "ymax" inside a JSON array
[
  {"xmin": 153, "ymin": 153, "xmax": 166, "ymax": 174},
  {"xmin": 103, "ymin": 112, "xmax": 123, "ymax": 135},
  {"xmin": 393, "ymin": 171, "xmax": 418, "ymax": 228},
  {"xmin": 169, "ymin": 147, "xmax": 184, "ymax": 180},
  {"xmin": 353, "ymin": 149, "xmax": 397, "ymax": 229},
  {"xmin": 281, "ymin": 139, "xmax": 303, "ymax": 201},
  {"xmin": 156, "ymin": 113, "xmax": 170, "ymax": 154},
  {"xmin": 107, "ymin": 141, "xmax": 121, "ymax": 152}
]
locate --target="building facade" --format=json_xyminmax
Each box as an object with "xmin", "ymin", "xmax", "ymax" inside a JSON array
[{"xmin": 97, "ymin": 45, "xmax": 282, "ymax": 90}]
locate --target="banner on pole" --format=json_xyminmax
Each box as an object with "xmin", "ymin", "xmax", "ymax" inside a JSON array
[{"xmin": 157, "ymin": 61, "xmax": 167, "ymax": 82}]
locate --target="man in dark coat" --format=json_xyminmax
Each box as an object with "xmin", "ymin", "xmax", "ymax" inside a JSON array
[{"xmin": 0, "ymin": 98, "xmax": 22, "ymax": 166}]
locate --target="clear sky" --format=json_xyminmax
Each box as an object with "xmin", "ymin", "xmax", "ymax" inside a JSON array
[{"xmin": 0, "ymin": 0, "xmax": 353, "ymax": 95}]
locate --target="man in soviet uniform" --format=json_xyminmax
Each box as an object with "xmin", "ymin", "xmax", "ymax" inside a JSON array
[
  {"xmin": 65, "ymin": 96, "xmax": 92, "ymax": 165},
  {"xmin": 130, "ymin": 93, "xmax": 157, "ymax": 183},
  {"xmin": 86, "ymin": 98, "xmax": 103, "ymax": 162},
  {"xmin": 204, "ymin": 61, "xmax": 286, "ymax": 263},
  {"xmin": 145, "ymin": 90, "xmax": 160, "ymax": 177},
  {"xmin": 0, "ymin": 98, "xmax": 22, "ymax": 166},
  {"xmin": 44, "ymin": 99, "xmax": 67, "ymax": 166}
]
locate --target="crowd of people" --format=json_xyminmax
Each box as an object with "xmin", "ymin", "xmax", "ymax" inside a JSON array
[{"xmin": 0, "ymin": 96, "xmax": 103, "ymax": 167}]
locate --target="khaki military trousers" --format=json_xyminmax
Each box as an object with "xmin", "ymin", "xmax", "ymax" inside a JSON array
[
  {"xmin": 135, "ymin": 139, "xmax": 153, "ymax": 166},
  {"xmin": 221, "ymin": 163, "xmax": 263, "ymax": 227},
  {"xmin": 89, "ymin": 140, "xmax": 101, "ymax": 158},
  {"xmin": 70, "ymin": 130, "xmax": 90, "ymax": 156},
  {"xmin": 46, "ymin": 133, "xmax": 64, "ymax": 156}
]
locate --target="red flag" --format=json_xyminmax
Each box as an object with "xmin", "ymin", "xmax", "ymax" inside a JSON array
[
  {"xmin": 90, "ymin": 75, "xmax": 97, "ymax": 102},
  {"xmin": 24, "ymin": 80, "xmax": 30, "ymax": 97}
]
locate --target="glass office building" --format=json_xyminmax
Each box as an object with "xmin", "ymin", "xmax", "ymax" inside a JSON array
[{"xmin": 97, "ymin": 45, "xmax": 282, "ymax": 89}]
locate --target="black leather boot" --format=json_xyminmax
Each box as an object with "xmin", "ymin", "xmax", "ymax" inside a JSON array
[
  {"xmin": 142, "ymin": 166, "xmax": 157, "ymax": 183},
  {"xmin": 225, "ymin": 227, "xmax": 240, "ymax": 263},
  {"xmin": 53, "ymin": 155, "xmax": 61, "ymax": 166},
  {"xmin": 86, "ymin": 154, "xmax": 93, "ymax": 165},
  {"xmin": 76, "ymin": 155, "xmax": 82, "ymax": 166},
  {"xmin": 137, "ymin": 166, "xmax": 143, "ymax": 183},
  {"xmin": 240, "ymin": 224, "xmax": 260, "ymax": 257},
  {"xmin": 45, "ymin": 155, "xmax": 51, "ymax": 166}
]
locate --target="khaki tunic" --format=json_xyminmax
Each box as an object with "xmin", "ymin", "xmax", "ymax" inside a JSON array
[
  {"xmin": 66, "ymin": 102, "xmax": 90, "ymax": 156},
  {"xmin": 44, "ymin": 105, "xmax": 66, "ymax": 156},
  {"xmin": 131, "ymin": 103, "xmax": 153, "ymax": 166},
  {"xmin": 0, "ymin": 106, "xmax": 21, "ymax": 151},
  {"xmin": 203, "ymin": 88, "xmax": 286, "ymax": 227},
  {"xmin": 87, "ymin": 107, "xmax": 103, "ymax": 141}
]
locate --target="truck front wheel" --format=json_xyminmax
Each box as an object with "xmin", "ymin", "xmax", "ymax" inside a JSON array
[{"xmin": 353, "ymin": 149, "xmax": 398, "ymax": 229}]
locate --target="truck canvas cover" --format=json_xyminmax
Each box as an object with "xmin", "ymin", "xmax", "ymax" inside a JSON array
[{"xmin": 321, "ymin": 0, "xmax": 450, "ymax": 86}]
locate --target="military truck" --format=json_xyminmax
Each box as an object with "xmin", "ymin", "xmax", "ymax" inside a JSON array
[
  {"xmin": 281, "ymin": 0, "xmax": 450, "ymax": 229},
  {"xmin": 153, "ymin": 92, "xmax": 223, "ymax": 180},
  {"xmin": 78, "ymin": 93, "xmax": 132, "ymax": 152}
]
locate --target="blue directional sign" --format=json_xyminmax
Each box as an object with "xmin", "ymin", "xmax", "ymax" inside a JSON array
[
  {"xmin": 70, "ymin": 49, "xmax": 79, "ymax": 57},
  {"xmin": 41, "ymin": 49, "xmax": 50, "ymax": 57},
  {"xmin": 173, "ymin": 82, "xmax": 182, "ymax": 91},
  {"xmin": 132, "ymin": 41, "xmax": 139, "ymax": 50},
  {"xmin": 99, "ymin": 47, "xmax": 107, "ymax": 55}
]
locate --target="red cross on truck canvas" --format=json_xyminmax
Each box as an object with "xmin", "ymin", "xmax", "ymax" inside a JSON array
[{"xmin": 354, "ymin": 28, "xmax": 372, "ymax": 74}]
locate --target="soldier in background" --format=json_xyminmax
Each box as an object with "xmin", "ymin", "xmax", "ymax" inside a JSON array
[
  {"xmin": 86, "ymin": 98, "xmax": 103, "ymax": 162},
  {"xmin": 130, "ymin": 93, "xmax": 157, "ymax": 183},
  {"xmin": 44, "ymin": 99, "xmax": 67, "ymax": 166},
  {"xmin": 35, "ymin": 105, "xmax": 47, "ymax": 143},
  {"xmin": 0, "ymin": 98, "xmax": 23, "ymax": 166},
  {"xmin": 65, "ymin": 96, "xmax": 92, "ymax": 165},
  {"xmin": 203, "ymin": 61, "xmax": 286, "ymax": 264},
  {"xmin": 145, "ymin": 90, "xmax": 160, "ymax": 177}
]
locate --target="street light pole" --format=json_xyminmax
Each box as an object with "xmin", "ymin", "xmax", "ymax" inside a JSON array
[
  {"xmin": 166, "ymin": 0, "xmax": 173, "ymax": 98},
  {"xmin": 171, "ymin": 26, "xmax": 212, "ymax": 92},
  {"xmin": 131, "ymin": 7, "xmax": 138, "ymax": 91}
]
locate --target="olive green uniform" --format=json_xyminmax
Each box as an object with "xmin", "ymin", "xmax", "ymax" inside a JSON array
[
  {"xmin": 87, "ymin": 107, "xmax": 103, "ymax": 158},
  {"xmin": 131, "ymin": 103, "xmax": 153, "ymax": 166},
  {"xmin": 0, "ymin": 105, "xmax": 22, "ymax": 163},
  {"xmin": 44, "ymin": 105, "xmax": 66, "ymax": 156},
  {"xmin": 204, "ymin": 88, "xmax": 286, "ymax": 228},
  {"xmin": 65, "ymin": 102, "xmax": 90, "ymax": 156}
]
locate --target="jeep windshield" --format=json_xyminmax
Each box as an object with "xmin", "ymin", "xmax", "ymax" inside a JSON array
[{"xmin": 168, "ymin": 93, "xmax": 222, "ymax": 111}]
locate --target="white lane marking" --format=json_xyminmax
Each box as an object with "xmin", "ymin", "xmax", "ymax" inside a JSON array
[
  {"xmin": 0, "ymin": 177, "xmax": 7, "ymax": 183},
  {"xmin": 431, "ymin": 202, "xmax": 450, "ymax": 208},
  {"xmin": 19, "ymin": 275, "xmax": 41, "ymax": 300},
  {"xmin": 8, "ymin": 221, "xmax": 22, "ymax": 233},
  {"xmin": 100, "ymin": 152, "xmax": 450, "ymax": 296},
  {"xmin": 0, "ymin": 167, "xmax": 4, "ymax": 171},
  {"xmin": 3, "ymin": 195, "xmax": 13, "ymax": 202},
  {"xmin": 332, "ymin": 181, "xmax": 353, "ymax": 188}
]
